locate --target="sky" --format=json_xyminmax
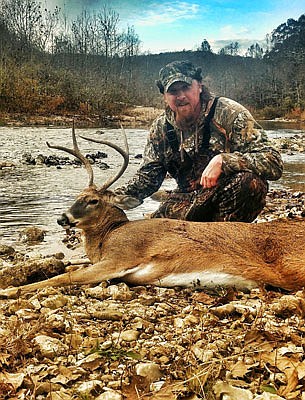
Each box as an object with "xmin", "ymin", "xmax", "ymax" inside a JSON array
[{"xmin": 45, "ymin": 0, "xmax": 305, "ymax": 54}]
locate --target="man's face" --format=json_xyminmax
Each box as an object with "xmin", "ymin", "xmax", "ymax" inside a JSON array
[{"xmin": 164, "ymin": 80, "xmax": 202, "ymax": 121}]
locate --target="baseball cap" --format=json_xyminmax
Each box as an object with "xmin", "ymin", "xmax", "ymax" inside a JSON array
[{"xmin": 157, "ymin": 60, "xmax": 202, "ymax": 93}]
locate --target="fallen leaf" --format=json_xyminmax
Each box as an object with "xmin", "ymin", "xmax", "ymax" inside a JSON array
[
  {"xmin": 213, "ymin": 380, "xmax": 253, "ymax": 400},
  {"xmin": 0, "ymin": 372, "xmax": 25, "ymax": 390},
  {"xmin": 231, "ymin": 360, "xmax": 252, "ymax": 378}
]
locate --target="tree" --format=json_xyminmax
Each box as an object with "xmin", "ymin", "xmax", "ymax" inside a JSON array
[
  {"xmin": 219, "ymin": 42, "xmax": 240, "ymax": 56},
  {"xmin": 71, "ymin": 9, "xmax": 92, "ymax": 55},
  {"xmin": 121, "ymin": 25, "xmax": 140, "ymax": 57},
  {"xmin": 1, "ymin": 0, "xmax": 60, "ymax": 52},
  {"xmin": 200, "ymin": 39, "xmax": 212, "ymax": 53},
  {"xmin": 97, "ymin": 4, "xmax": 120, "ymax": 59},
  {"xmin": 246, "ymin": 43, "xmax": 264, "ymax": 59}
]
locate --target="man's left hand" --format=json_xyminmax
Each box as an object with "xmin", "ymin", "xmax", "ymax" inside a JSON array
[{"xmin": 200, "ymin": 154, "xmax": 223, "ymax": 188}]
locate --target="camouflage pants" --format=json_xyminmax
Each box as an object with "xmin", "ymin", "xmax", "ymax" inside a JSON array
[{"xmin": 151, "ymin": 172, "xmax": 268, "ymax": 222}]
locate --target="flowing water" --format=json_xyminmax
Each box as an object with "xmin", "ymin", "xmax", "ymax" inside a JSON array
[{"xmin": 0, "ymin": 125, "xmax": 304, "ymax": 254}]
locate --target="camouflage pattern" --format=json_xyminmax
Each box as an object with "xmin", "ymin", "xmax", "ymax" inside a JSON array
[
  {"xmin": 115, "ymin": 96, "xmax": 283, "ymax": 222},
  {"xmin": 152, "ymin": 172, "xmax": 268, "ymax": 222},
  {"xmin": 157, "ymin": 60, "xmax": 200, "ymax": 93}
]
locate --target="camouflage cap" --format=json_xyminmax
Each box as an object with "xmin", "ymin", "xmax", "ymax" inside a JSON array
[{"xmin": 157, "ymin": 60, "xmax": 202, "ymax": 93}]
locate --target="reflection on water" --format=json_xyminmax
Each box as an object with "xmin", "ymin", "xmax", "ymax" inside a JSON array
[
  {"xmin": 0, "ymin": 125, "xmax": 304, "ymax": 253},
  {"xmin": 260, "ymin": 120, "xmax": 305, "ymax": 131}
]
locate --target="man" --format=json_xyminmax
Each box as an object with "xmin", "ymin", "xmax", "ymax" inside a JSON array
[{"xmin": 113, "ymin": 60, "xmax": 283, "ymax": 222}]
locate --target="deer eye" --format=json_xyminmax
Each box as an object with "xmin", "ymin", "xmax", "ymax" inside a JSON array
[{"xmin": 88, "ymin": 199, "xmax": 99, "ymax": 205}]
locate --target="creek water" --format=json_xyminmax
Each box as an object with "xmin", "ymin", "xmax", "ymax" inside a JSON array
[{"xmin": 0, "ymin": 124, "xmax": 304, "ymax": 255}]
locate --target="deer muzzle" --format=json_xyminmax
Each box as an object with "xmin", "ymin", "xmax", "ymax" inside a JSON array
[{"xmin": 57, "ymin": 213, "xmax": 76, "ymax": 228}]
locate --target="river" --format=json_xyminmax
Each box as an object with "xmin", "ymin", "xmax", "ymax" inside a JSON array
[{"xmin": 0, "ymin": 124, "xmax": 304, "ymax": 255}]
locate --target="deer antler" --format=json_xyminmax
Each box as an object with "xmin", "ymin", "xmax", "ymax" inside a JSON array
[
  {"xmin": 79, "ymin": 126, "xmax": 129, "ymax": 191},
  {"xmin": 47, "ymin": 121, "xmax": 94, "ymax": 187},
  {"xmin": 47, "ymin": 123, "xmax": 129, "ymax": 191}
]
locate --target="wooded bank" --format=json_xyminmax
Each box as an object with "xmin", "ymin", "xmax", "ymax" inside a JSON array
[{"xmin": 0, "ymin": 3, "xmax": 304, "ymax": 126}]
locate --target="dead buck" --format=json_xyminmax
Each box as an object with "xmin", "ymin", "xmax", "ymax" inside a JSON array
[{"xmin": 0, "ymin": 126, "xmax": 304, "ymax": 299}]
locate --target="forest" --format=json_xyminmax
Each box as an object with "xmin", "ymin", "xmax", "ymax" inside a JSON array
[{"xmin": 0, "ymin": 0, "xmax": 304, "ymax": 123}]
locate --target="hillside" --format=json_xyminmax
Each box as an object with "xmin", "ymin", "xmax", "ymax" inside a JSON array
[{"xmin": 0, "ymin": 5, "xmax": 304, "ymax": 125}]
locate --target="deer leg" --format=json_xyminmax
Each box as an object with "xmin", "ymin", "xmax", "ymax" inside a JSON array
[{"xmin": 0, "ymin": 260, "xmax": 141, "ymax": 299}]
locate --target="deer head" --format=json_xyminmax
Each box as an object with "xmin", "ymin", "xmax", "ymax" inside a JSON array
[{"xmin": 47, "ymin": 122, "xmax": 130, "ymax": 232}]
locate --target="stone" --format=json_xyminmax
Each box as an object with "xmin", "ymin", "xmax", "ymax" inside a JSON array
[
  {"xmin": 135, "ymin": 362, "xmax": 163, "ymax": 382},
  {"xmin": 19, "ymin": 226, "xmax": 46, "ymax": 243},
  {"xmin": 41, "ymin": 294, "xmax": 68, "ymax": 309},
  {"xmin": 77, "ymin": 379, "xmax": 103, "ymax": 395},
  {"xmin": 33, "ymin": 335, "xmax": 68, "ymax": 358},
  {"xmin": 120, "ymin": 329, "xmax": 140, "ymax": 342},
  {"xmin": 95, "ymin": 390, "xmax": 123, "ymax": 400},
  {"xmin": 0, "ymin": 244, "xmax": 15, "ymax": 256}
]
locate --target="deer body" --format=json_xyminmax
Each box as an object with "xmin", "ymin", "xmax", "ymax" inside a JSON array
[
  {"xmin": 81, "ymin": 199, "xmax": 305, "ymax": 291},
  {"xmin": 0, "ymin": 128, "xmax": 304, "ymax": 299},
  {"xmin": 0, "ymin": 187, "xmax": 304, "ymax": 299}
]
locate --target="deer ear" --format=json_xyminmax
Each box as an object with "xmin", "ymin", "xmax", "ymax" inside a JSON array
[{"xmin": 113, "ymin": 195, "xmax": 142, "ymax": 210}]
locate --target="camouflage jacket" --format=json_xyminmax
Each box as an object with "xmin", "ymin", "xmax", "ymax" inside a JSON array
[{"xmin": 116, "ymin": 97, "xmax": 283, "ymax": 201}]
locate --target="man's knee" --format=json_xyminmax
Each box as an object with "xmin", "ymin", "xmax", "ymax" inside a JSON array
[{"xmin": 217, "ymin": 172, "xmax": 268, "ymax": 222}]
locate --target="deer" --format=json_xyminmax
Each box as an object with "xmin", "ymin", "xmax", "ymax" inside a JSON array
[{"xmin": 0, "ymin": 125, "xmax": 304, "ymax": 299}]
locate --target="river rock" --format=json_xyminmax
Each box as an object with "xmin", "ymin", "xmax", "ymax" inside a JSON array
[
  {"xmin": 0, "ymin": 244, "xmax": 15, "ymax": 257},
  {"xmin": 0, "ymin": 256, "xmax": 65, "ymax": 289},
  {"xmin": 135, "ymin": 362, "xmax": 163, "ymax": 382},
  {"xmin": 33, "ymin": 335, "xmax": 68, "ymax": 358},
  {"xmin": 107, "ymin": 283, "xmax": 134, "ymax": 301},
  {"xmin": 21, "ymin": 150, "xmax": 109, "ymax": 169},
  {"xmin": 19, "ymin": 226, "xmax": 46, "ymax": 243},
  {"xmin": 120, "ymin": 329, "xmax": 140, "ymax": 342},
  {"xmin": 77, "ymin": 379, "xmax": 103, "ymax": 395},
  {"xmin": 41, "ymin": 294, "xmax": 68, "ymax": 309},
  {"xmin": 96, "ymin": 389, "xmax": 123, "ymax": 400}
]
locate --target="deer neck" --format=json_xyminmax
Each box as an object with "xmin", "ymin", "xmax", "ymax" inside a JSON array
[{"xmin": 82, "ymin": 205, "xmax": 128, "ymax": 263}]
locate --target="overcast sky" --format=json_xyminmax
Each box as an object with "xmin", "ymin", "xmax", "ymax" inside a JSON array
[{"xmin": 45, "ymin": 0, "xmax": 305, "ymax": 53}]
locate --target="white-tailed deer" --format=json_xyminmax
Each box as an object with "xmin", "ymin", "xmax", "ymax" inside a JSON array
[{"xmin": 0, "ymin": 126, "xmax": 304, "ymax": 299}]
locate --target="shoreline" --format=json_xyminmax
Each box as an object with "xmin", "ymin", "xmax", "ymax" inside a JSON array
[
  {"xmin": 1, "ymin": 109, "xmax": 305, "ymax": 130},
  {"xmin": 0, "ymin": 107, "xmax": 163, "ymax": 129}
]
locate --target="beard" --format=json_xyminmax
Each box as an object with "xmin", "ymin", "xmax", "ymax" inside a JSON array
[{"xmin": 175, "ymin": 102, "xmax": 200, "ymax": 128}]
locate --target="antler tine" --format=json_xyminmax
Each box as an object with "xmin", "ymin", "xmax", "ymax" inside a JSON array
[
  {"xmin": 79, "ymin": 126, "xmax": 129, "ymax": 191},
  {"xmin": 47, "ymin": 121, "xmax": 94, "ymax": 187}
]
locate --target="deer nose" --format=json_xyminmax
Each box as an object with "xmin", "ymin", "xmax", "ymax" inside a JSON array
[{"xmin": 57, "ymin": 213, "xmax": 70, "ymax": 227}]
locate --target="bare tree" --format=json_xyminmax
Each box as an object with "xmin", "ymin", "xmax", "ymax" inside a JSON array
[
  {"xmin": 97, "ymin": 4, "xmax": 120, "ymax": 59},
  {"xmin": 121, "ymin": 25, "xmax": 140, "ymax": 57},
  {"xmin": 246, "ymin": 43, "xmax": 264, "ymax": 59},
  {"xmin": 71, "ymin": 9, "xmax": 92, "ymax": 55},
  {"xmin": 1, "ymin": 0, "xmax": 59, "ymax": 52},
  {"xmin": 219, "ymin": 42, "xmax": 240, "ymax": 56}
]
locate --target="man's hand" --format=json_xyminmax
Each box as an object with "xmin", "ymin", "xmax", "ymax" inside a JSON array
[{"xmin": 200, "ymin": 154, "xmax": 223, "ymax": 188}]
